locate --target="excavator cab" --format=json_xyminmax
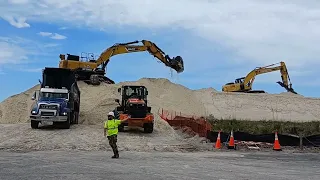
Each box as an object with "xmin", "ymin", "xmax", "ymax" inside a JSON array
[{"xmin": 235, "ymin": 77, "xmax": 245, "ymax": 84}]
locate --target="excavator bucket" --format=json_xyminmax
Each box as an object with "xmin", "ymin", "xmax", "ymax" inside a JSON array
[
  {"xmin": 169, "ymin": 56, "xmax": 184, "ymax": 73},
  {"xmin": 276, "ymin": 81, "xmax": 298, "ymax": 94}
]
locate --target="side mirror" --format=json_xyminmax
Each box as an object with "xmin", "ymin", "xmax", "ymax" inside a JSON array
[
  {"xmin": 31, "ymin": 91, "xmax": 36, "ymax": 100},
  {"xmin": 115, "ymin": 99, "xmax": 120, "ymax": 103},
  {"xmin": 146, "ymin": 91, "xmax": 148, "ymax": 95},
  {"xmin": 117, "ymin": 88, "xmax": 121, "ymax": 93}
]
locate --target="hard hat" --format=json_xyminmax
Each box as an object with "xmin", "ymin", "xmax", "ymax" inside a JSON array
[{"xmin": 108, "ymin": 112, "xmax": 115, "ymax": 117}]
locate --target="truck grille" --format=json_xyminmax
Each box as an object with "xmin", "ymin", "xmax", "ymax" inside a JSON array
[
  {"xmin": 39, "ymin": 104, "xmax": 58, "ymax": 110},
  {"xmin": 41, "ymin": 112, "xmax": 55, "ymax": 116}
]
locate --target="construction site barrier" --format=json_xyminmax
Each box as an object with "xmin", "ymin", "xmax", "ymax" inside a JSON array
[
  {"xmin": 208, "ymin": 131, "xmax": 320, "ymax": 147},
  {"xmin": 158, "ymin": 108, "xmax": 212, "ymax": 138}
]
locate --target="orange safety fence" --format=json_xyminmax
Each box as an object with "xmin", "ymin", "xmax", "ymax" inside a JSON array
[{"xmin": 158, "ymin": 108, "xmax": 212, "ymax": 138}]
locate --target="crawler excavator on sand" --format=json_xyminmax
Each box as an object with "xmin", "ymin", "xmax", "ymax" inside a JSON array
[
  {"xmin": 222, "ymin": 61, "xmax": 298, "ymax": 94},
  {"xmin": 58, "ymin": 40, "xmax": 184, "ymax": 85}
]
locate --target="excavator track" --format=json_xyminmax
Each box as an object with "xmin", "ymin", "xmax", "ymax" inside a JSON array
[
  {"xmin": 74, "ymin": 69, "xmax": 115, "ymax": 85},
  {"xmin": 246, "ymin": 90, "xmax": 266, "ymax": 93}
]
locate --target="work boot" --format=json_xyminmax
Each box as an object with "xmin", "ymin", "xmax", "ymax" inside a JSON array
[{"xmin": 111, "ymin": 154, "xmax": 119, "ymax": 159}]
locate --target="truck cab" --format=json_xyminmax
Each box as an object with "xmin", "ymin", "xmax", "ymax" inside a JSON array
[{"xmin": 30, "ymin": 67, "xmax": 80, "ymax": 129}]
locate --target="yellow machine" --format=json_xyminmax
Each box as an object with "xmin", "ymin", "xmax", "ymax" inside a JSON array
[
  {"xmin": 222, "ymin": 61, "xmax": 297, "ymax": 94},
  {"xmin": 59, "ymin": 40, "xmax": 184, "ymax": 85}
]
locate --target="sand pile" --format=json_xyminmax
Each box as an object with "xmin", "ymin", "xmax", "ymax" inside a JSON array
[
  {"xmin": 0, "ymin": 85, "xmax": 40, "ymax": 124},
  {"xmin": 1, "ymin": 78, "xmax": 320, "ymax": 124},
  {"xmin": 78, "ymin": 78, "xmax": 206, "ymax": 125},
  {"xmin": 197, "ymin": 91, "xmax": 320, "ymax": 122},
  {"xmin": 0, "ymin": 115, "xmax": 209, "ymax": 152},
  {"xmin": 0, "ymin": 78, "xmax": 206, "ymax": 125}
]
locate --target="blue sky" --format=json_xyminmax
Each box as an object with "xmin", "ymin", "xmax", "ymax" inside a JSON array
[{"xmin": 1, "ymin": 0, "xmax": 320, "ymax": 102}]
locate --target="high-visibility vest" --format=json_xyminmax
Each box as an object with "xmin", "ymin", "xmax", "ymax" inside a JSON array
[{"xmin": 104, "ymin": 119, "xmax": 121, "ymax": 136}]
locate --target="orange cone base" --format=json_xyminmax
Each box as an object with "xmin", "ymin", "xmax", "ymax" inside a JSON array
[
  {"xmin": 215, "ymin": 141, "xmax": 221, "ymax": 149},
  {"xmin": 273, "ymin": 148, "xmax": 282, "ymax": 151},
  {"xmin": 227, "ymin": 145, "xmax": 235, "ymax": 149}
]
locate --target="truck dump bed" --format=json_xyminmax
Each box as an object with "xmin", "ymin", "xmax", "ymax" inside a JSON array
[{"xmin": 42, "ymin": 67, "xmax": 77, "ymax": 90}]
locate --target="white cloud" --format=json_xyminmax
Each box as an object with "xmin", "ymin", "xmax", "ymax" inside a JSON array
[
  {"xmin": 37, "ymin": 32, "xmax": 66, "ymax": 40},
  {"xmin": 50, "ymin": 33, "xmax": 67, "ymax": 40},
  {"xmin": 8, "ymin": 0, "xmax": 29, "ymax": 5},
  {"xmin": 59, "ymin": 26, "xmax": 68, "ymax": 30},
  {"xmin": 38, "ymin": 32, "xmax": 52, "ymax": 37},
  {"xmin": 1, "ymin": 0, "xmax": 320, "ymax": 91},
  {"xmin": 0, "ymin": 36, "xmax": 61, "ymax": 66},
  {"xmin": 0, "ymin": 40, "xmax": 28, "ymax": 64},
  {"xmin": 43, "ymin": 43, "xmax": 60, "ymax": 48},
  {"xmin": 0, "ymin": 0, "xmax": 319, "ymax": 67},
  {"xmin": 0, "ymin": 15, "xmax": 30, "ymax": 28},
  {"xmin": 18, "ymin": 67, "xmax": 43, "ymax": 72}
]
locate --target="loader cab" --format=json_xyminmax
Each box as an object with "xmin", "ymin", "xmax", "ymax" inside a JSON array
[
  {"xmin": 115, "ymin": 85, "xmax": 151, "ymax": 117},
  {"xmin": 117, "ymin": 85, "xmax": 148, "ymax": 106}
]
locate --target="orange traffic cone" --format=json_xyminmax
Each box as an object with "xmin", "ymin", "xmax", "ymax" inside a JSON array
[
  {"xmin": 215, "ymin": 131, "xmax": 221, "ymax": 149},
  {"xmin": 228, "ymin": 130, "xmax": 235, "ymax": 149},
  {"xmin": 273, "ymin": 132, "xmax": 282, "ymax": 151}
]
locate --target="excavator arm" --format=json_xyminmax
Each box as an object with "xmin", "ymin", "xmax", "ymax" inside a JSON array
[
  {"xmin": 222, "ymin": 61, "xmax": 297, "ymax": 94},
  {"xmin": 59, "ymin": 40, "xmax": 184, "ymax": 85},
  {"xmin": 94, "ymin": 40, "xmax": 184, "ymax": 73}
]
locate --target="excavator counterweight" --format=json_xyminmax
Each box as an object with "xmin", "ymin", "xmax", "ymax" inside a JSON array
[{"xmin": 58, "ymin": 40, "xmax": 184, "ymax": 85}]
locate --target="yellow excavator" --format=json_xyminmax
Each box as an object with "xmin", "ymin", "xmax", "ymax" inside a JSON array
[
  {"xmin": 58, "ymin": 40, "xmax": 184, "ymax": 85},
  {"xmin": 222, "ymin": 61, "xmax": 298, "ymax": 94}
]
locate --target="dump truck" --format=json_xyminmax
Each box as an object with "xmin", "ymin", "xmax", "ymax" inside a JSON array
[
  {"xmin": 113, "ymin": 85, "xmax": 154, "ymax": 133},
  {"xmin": 29, "ymin": 67, "xmax": 81, "ymax": 129}
]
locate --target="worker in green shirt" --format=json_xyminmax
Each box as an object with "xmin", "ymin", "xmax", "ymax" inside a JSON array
[{"xmin": 104, "ymin": 111, "xmax": 129, "ymax": 158}]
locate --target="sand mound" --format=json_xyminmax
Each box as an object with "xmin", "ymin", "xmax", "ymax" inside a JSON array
[
  {"xmin": 0, "ymin": 78, "xmax": 206, "ymax": 125},
  {"xmin": 1, "ymin": 78, "xmax": 320, "ymax": 124},
  {"xmin": 0, "ymin": 114, "xmax": 210, "ymax": 152},
  {"xmin": 0, "ymin": 85, "xmax": 40, "ymax": 124},
  {"xmin": 197, "ymin": 91, "xmax": 320, "ymax": 122}
]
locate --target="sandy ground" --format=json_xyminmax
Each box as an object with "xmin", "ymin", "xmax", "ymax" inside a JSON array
[
  {"xmin": 196, "ymin": 90, "xmax": 320, "ymax": 121},
  {"xmin": 0, "ymin": 118, "xmax": 210, "ymax": 153},
  {"xmin": 1, "ymin": 78, "xmax": 320, "ymax": 125},
  {"xmin": 1, "ymin": 150, "xmax": 319, "ymax": 180}
]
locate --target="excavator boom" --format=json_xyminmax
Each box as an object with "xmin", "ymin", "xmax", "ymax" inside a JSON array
[
  {"xmin": 59, "ymin": 40, "xmax": 184, "ymax": 85},
  {"xmin": 222, "ymin": 61, "xmax": 298, "ymax": 94}
]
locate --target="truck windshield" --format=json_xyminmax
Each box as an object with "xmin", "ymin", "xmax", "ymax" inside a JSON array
[{"xmin": 39, "ymin": 92, "xmax": 68, "ymax": 100}]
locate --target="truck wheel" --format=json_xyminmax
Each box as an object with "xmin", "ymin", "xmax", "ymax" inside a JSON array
[
  {"xmin": 74, "ymin": 112, "xmax": 79, "ymax": 124},
  {"xmin": 60, "ymin": 114, "xmax": 71, "ymax": 129},
  {"xmin": 144, "ymin": 123, "xmax": 154, "ymax": 133},
  {"xmin": 31, "ymin": 120, "xmax": 39, "ymax": 129},
  {"xmin": 62, "ymin": 119, "xmax": 70, "ymax": 129},
  {"xmin": 118, "ymin": 124, "xmax": 125, "ymax": 132},
  {"xmin": 71, "ymin": 111, "xmax": 77, "ymax": 124}
]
